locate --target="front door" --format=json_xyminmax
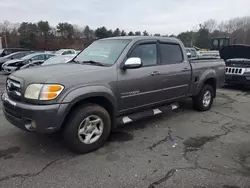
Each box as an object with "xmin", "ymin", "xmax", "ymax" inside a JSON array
[{"xmin": 118, "ymin": 42, "xmax": 163, "ymax": 113}]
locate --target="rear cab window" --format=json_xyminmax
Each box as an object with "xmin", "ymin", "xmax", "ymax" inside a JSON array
[{"xmin": 159, "ymin": 43, "xmax": 183, "ymax": 64}]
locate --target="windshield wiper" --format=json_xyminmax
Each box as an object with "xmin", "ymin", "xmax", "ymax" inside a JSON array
[
  {"xmin": 68, "ymin": 59, "xmax": 80, "ymax": 64},
  {"xmin": 81, "ymin": 60, "xmax": 104, "ymax": 66}
]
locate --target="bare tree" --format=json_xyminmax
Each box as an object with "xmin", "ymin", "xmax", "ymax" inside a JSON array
[{"xmin": 203, "ymin": 19, "xmax": 217, "ymax": 33}]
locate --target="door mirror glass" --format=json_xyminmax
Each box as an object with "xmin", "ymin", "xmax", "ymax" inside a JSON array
[{"xmin": 124, "ymin": 57, "xmax": 142, "ymax": 69}]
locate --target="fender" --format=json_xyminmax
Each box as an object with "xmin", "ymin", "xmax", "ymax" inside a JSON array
[
  {"xmin": 61, "ymin": 85, "xmax": 118, "ymax": 113},
  {"xmin": 195, "ymin": 69, "xmax": 217, "ymax": 95}
]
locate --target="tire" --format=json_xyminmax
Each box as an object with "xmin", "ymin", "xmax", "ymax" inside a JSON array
[
  {"xmin": 62, "ymin": 103, "xmax": 111, "ymax": 154},
  {"xmin": 192, "ymin": 84, "xmax": 214, "ymax": 111}
]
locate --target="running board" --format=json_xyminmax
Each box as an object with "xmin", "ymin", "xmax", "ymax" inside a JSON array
[{"xmin": 117, "ymin": 103, "xmax": 179, "ymax": 125}]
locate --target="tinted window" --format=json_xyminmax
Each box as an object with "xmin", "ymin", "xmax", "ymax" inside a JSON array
[
  {"xmin": 62, "ymin": 51, "xmax": 69, "ymax": 55},
  {"xmin": 45, "ymin": 54, "xmax": 54, "ymax": 59},
  {"xmin": 31, "ymin": 55, "xmax": 45, "ymax": 61},
  {"xmin": 213, "ymin": 39, "xmax": 219, "ymax": 46},
  {"xmin": 160, "ymin": 43, "xmax": 183, "ymax": 64},
  {"xmin": 12, "ymin": 53, "xmax": 23, "ymax": 59},
  {"xmin": 130, "ymin": 43, "xmax": 157, "ymax": 66}
]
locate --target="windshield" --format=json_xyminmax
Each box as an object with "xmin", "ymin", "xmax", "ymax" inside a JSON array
[
  {"xmin": 74, "ymin": 39, "xmax": 131, "ymax": 65},
  {"xmin": 42, "ymin": 56, "xmax": 73, "ymax": 65},
  {"xmin": 21, "ymin": 53, "xmax": 38, "ymax": 60},
  {"xmin": 1, "ymin": 52, "xmax": 18, "ymax": 59}
]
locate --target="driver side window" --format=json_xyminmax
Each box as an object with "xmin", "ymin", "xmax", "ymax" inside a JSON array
[
  {"xmin": 31, "ymin": 55, "xmax": 44, "ymax": 61},
  {"xmin": 130, "ymin": 43, "xmax": 157, "ymax": 66}
]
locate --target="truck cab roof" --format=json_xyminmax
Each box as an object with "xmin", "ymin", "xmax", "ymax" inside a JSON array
[{"xmin": 99, "ymin": 36, "xmax": 182, "ymax": 43}]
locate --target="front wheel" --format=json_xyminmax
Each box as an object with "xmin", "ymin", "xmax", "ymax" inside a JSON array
[
  {"xmin": 62, "ymin": 103, "xmax": 111, "ymax": 154},
  {"xmin": 192, "ymin": 84, "xmax": 214, "ymax": 111}
]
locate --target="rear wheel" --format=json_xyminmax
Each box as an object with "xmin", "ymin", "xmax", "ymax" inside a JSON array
[
  {"xmin": 192, "ymin": 84, "xmax": 214, "ymax": 111},
  {"xmin": 62, "ymin": 103, "xmax": 111, "ymax": 154}
]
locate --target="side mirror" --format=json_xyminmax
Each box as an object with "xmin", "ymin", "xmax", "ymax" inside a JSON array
[{"xmin": 123, "ymin": 57, "xmax": 142, "ymax": 69}]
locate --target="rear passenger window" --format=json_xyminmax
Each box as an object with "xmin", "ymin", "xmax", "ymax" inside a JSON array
[
  {"xmin": 130, "ymin": 43, "xmax": 157, "ymax": 66},
  {"xmin": 160, "ymin": 43, "xmax": 183, "ymax": 64}
]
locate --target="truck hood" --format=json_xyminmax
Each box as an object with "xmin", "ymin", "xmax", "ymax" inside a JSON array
[
  {"xmin": 226, "ymin": 58, "xmax": 250, "ymax": 67},
  {"xmin": 220, "ymin": 45, "xmax": 250, "ymax": 60},
  {"xmin": 11, "ymin": 63, "xmax": 108, "ymax": 83}
]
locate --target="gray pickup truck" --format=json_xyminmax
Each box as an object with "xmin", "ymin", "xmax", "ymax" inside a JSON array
[{"xmin": 2, "ymin": 36, "xmax": 225, "ymax": 153}]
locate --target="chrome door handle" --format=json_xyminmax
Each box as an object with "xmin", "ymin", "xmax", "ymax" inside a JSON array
[
  {"xmin": 182, "ymin": 68, "xmax": 190, "ymax": 72},
  {"xmin": 150, "ymin": 71, "xmax": 160, "ymax": 76}
]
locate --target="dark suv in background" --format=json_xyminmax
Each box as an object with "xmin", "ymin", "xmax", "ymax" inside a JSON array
[{"xmin": 0, "ymin": 48, "xmax": 30, "ymax": 57}]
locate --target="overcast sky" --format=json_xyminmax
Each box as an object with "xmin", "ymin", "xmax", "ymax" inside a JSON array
[{"xmin": 0, "ymin": 0, "xmax": 250, "ymax": 35}]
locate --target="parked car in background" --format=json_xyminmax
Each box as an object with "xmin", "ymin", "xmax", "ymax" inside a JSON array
[
  {"xmin": 2, "ymin": 52, "xmax": 54, "ymax": 74},
  {"xmin": 75, "ymin": 50, "xmax": 81, "ymax": 54},
  {"xmin": 54, "ymin": 49, "xmax": 77, "ymax": 55},
  {"xmin": 0, "ymin": 51, "xmax": 34, "ymax": 70},
  {"xmin": 0, "ymin": 48, "xmax": 30, "ymax": 57},
  {"xmin": 41, "ymin": 54, "xmax": 76, "ymax": 66},
  {"xmin": 2, "ymin": 36, "xmax": 225, "ymax": 153}
]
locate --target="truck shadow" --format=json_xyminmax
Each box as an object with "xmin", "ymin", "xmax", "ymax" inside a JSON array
[{"xmin": 3, "ymin": 98, "xmax": 195, "ymax": 157}]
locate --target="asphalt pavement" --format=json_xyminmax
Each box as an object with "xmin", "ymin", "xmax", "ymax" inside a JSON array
[{"xmin": 0, "ymin": 73, "xmax": 250, "ymax": 188}]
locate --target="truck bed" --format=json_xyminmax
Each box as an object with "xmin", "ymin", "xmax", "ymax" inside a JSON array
[{"xmin": 189, "ymin": 58, "xmax": 225, "ymax": 95}]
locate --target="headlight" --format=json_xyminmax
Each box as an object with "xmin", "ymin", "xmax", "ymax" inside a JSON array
[
  {"xmin": 24, "ymin": 84, "xmax": 64, "ymax": 100},
  {"xmin": 245, "ymin": 68, "xmax": 250, "ymax": 72}
]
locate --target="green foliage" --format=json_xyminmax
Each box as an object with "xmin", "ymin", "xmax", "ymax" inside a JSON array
[
  {"xmin": 121, "ymin": 30, "xmax": 126, "ymax": 36},
  {"xmin": 135, "ymin": 31, "xmax": 141, "ymax": 36},
  {"xmin": 1, "ymin": 16, "xmax": 250, "ymax": 50},
  {"xmin": 18, "ymin": 22, "xmax": 39, "ymax": 48},
  {"xmin": 56, "ymin": 22, "xmax": 74, "ymax": 38},
  {"xmin": 113, "ymin": 28, "xmax": 121, "ymax": 37},
  {"xmin": 143, "ymin": 30, "xmax": 149, "ymax": 36},
  {"xmin": 37, "ymin": 21, "xmax": 50, "ymax": 36},
  {"xmin": 128, "ymin": 31, "xmax": 134, "ymax": 36}
]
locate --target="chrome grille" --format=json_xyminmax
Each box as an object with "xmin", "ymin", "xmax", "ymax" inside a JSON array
[
  {"xmin": 225, "ymin": 67, "xmax": 245, "ymax": 75},
  {"xmin": 6, "ymin": 78, "xmax": 21, "ymax": 99}
]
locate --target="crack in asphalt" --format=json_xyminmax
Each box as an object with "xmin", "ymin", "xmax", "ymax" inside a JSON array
[
  {"xmin": 147, "ymin": 129, "xmax": 172, "ymax": 150},
  {"xmin": 183, "ymin": 122, "xmax": 232, "ymax": 160},
  {"xmin": 147, "ymin": 122, "xmax": 237, "ymax": 188},
  {"xmin": 0, "ymin": 159, "xmax": 59, "ymax": 183},
  {"xmin": 0, "ymin": 155, "xmax": 77, "ymax": 185},
  {"xmin": 147, "ymin": 165, "xmax": 231, "ymax": 188},
  {"xmin": 147, "ymin": 164, "xmax": 244, "ymax": 188}
]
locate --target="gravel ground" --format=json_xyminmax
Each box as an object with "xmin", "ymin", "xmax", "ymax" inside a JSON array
[{"xmin": 0, "ymin": 73, "xmax": 250, "ymax": 188}]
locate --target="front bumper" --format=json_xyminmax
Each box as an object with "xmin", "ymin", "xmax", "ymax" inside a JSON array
[
  {"xmin": 1, "ymin": 92, "xmax": 69, "ymax": 133},
  {"xmin": 225, "ymin": 74, "xmax": 250, "ymax": 85}
]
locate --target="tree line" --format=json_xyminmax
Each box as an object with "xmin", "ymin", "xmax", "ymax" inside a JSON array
[{"xmin": 0, "ymin": 16, "xmax": 249, "ymax": 50}]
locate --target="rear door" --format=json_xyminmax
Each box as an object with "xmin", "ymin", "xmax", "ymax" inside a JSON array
[
  {"xmin": 118, "ymin": 41, "xmax": 163, "ymax": 113},
  {"xmin": 158, "ymin": 42, "xmax": 192, "ymax": 100}
]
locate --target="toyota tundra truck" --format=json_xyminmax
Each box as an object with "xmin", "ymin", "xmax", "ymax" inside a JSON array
[{"xmin": 2, "ymin": 36, "xmax": 225, "ymax": 154}]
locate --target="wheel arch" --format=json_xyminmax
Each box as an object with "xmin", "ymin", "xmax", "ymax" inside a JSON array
[{"xmin": 60, "ymin": 86, "xmax": 118, "ymax": 131}]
